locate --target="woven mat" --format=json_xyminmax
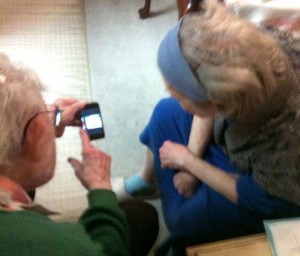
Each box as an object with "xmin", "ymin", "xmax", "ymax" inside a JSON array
[{"xmin": 0, "ymin": 0, "xmax": 91, "ymax": 221}]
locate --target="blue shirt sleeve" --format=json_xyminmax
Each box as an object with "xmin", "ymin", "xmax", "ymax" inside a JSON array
[{"xmin": 237, "ymin": 174, "xmax": 300, "ymax": 218}]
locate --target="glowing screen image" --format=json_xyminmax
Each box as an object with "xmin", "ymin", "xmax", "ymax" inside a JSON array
[{"xmin": 83, "ymin": 114, "xmax": 103, "ymax": 130}]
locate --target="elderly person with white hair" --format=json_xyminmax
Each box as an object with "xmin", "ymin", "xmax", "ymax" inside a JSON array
[
  {"xmin": 0, "ymin": 53, "xmax": 132, "ymax": 256},
  {"xmin": 0, "ymin": 53, "xmax": 159, "ymax": 256},
  {"xmin": 113, "ymin": 0, "xmax": 300, "ymax": 255}
]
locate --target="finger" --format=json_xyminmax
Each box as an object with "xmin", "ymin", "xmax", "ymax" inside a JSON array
[
  {"xmin": 161, "ymin": 163, "xmax": 168, "ymax": 169},
  {"xmin": 54, "ymin": 98, "xmax": 81, "ymax": 107},
  {"xmin": 62, "ymin": 103, "xmax": 82, "ymax": 116},
  {"xmin": 72, "ymin": 119, "xmax": 82, "ymax": 126},
  {"xmin": 67, "ymin": 157, "xmax": 82, "ymax": 173},
  {"xmin": 61, "ymin": 101, "xmax": 86, "ymax": 124},
  {"xmin": 162, "ymin": 140, "xmax": 172, "ymax": 147},
  {"xmin": 185, "ymin": 191, "xmax": 193, "ymax": 198},
  {"xmin": 79, "ymin": 129, "xmax": 91, "ymax": 152}
]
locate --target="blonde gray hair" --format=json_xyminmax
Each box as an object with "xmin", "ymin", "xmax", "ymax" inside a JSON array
[
  {"xmin": 0, "ymin": 53, "xmax": 44, "ymax": 167},
  {"xmin": 179, "ymin": 0, "xmax": 294, "ymax": 120}
]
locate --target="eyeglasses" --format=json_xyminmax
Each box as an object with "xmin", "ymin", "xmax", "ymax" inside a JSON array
[{"xmin": 22, "ymin": 105, "xmax": 62, "ymax": 142}]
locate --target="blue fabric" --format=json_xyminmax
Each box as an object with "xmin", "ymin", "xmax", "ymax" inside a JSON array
[
  {"xmin": 139, "ymin": 97, "xmax": 300, "ymax": 247},
  {"xmin": 157, "ymin": 21, "xmax": 208, "ymax": 102}
]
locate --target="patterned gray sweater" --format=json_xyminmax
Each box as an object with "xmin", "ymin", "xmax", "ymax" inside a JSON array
[{"xmin": 214, "ymin": 73, "xmax": 300, "ymax": 205}]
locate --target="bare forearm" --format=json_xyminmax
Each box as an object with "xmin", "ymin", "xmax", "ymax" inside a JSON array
[
  {"xmin": 188, "ymin": 115, "xmax": 214, "ymax": 156},
  {"xmin": 184, "ymin": 153, "xmax": 239, "ymax": 203}
]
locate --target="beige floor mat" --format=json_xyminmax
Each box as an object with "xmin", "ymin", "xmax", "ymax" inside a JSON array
[{"xmin": 0, "ymin": 0, "xmax": 91, "ymax": 221}]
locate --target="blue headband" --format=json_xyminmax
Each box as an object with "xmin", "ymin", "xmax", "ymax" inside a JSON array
[{"xmin": 157, "ymin": 21, "xmax": 207, "ymax": 102}]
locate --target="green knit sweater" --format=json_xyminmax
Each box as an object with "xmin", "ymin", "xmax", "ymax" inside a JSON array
[{"xmin": 0, "ymin": 190, "xmax": 130, "ymax": 256}]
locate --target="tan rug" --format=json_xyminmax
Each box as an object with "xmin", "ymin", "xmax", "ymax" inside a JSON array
[{"xmin": 0, "ymin": 0, "xmax": 91, "ymax": 221}]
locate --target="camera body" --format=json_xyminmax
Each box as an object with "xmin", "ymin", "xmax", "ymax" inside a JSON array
[{"xmin": 79, "ymin": 102, "xmax": 105, "ymax": 140}]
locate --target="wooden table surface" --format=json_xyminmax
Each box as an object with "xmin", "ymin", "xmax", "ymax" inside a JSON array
[{"xmin": 186, "ymin": 233, "xmax": 272, "ymax": 256}]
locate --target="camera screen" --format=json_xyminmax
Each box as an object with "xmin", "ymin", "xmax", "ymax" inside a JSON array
[
  {"xmin": 81, "ymin": 104, "xmax": 105, "ymax": 139},
  {"xmin": 83, "ymin": 113, "xmax": 103, "ymax": 130}
]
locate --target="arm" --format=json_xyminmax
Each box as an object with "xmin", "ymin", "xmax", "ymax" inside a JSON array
[
  {"xmin": 68, "ymin": 130, "xmax": 130, "ymax": 255},
  {"xmin": 188, "ymin": 115, "xmax": 214, "ymax": 156},
  {"xmin": 160, "ymin": 141, "xmax": 239, "ymax": 203},
  {"xmin": 79, "ymin": 190, "xmax": 130, "ymax": 256},
  {"xmin": 173, "ymin": 115, "xmax": 214, "ymax": 197},
  {"xmin": 185, "ymin": 156, "xmax": 300, "ymax": 212},
  {"xmin": 185, "ymin": 153, "xmax": 239, "ymax": 203},
  {"xmin": 160, "ymin": 141, "xmax": 300, "ymax": 211}
]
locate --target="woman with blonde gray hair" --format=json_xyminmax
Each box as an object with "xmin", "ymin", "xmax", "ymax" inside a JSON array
[{"xmin": 113, "ymin": 0, "xmax": 300, "ymax": 255}]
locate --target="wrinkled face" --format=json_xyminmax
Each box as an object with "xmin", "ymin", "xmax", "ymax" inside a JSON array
[{"xmin": 167, "ymin": 84, "xmax": 216, "ymax": 117}]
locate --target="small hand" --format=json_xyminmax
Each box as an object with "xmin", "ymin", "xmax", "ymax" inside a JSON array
[
  {"xmin": 173, "ymin": 171, "xmax": 201, "ymax": 198},
  {"xmin": 159, "ymin": 140, "xmax": 191, "ymax": 170},
  {"xmin": 68, "ymin": 130, "xmax": 112, "ymax": 190},
  {"xmin": 53, "ymin": 98, "xmax": 85, "ymax": 137}
]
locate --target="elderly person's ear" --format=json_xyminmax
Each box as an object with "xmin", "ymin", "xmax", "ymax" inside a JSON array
[{"xmin": 22, "ymin": 117, "xmax": 48, "ymax": 161}]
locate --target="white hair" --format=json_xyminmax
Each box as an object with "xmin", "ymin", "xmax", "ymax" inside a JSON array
[
  {"xmin": 0, "ymin": 53, "xmax": 44, "ymax": 167},
  {"xmin": 179, "ymin": 0, "xmax": 296, "ymax": 120}
]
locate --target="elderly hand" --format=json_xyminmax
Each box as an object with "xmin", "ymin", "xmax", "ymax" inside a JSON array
[
  {"xmin": 160, "ymin": 140, "xmax": 201, "ymax": 197},
  {"xmin": 173, "ymin": 171, "xmax": 201, "ymax": 198},
  {"xmin": 67, "ymin": 130, "xmax": 112, "ymax": 190},
  {"xmin": 53, "ymin": 98, "xmax": 86, "ymax": 137},
  {"xmin": 159, "ymin": 140, "xmax": 191, "ymax": 170}
]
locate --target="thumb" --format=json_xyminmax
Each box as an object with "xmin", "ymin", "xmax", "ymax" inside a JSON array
[{"xmin": 68, "ymin": 157, "xmax": 82, "ymax": 174}]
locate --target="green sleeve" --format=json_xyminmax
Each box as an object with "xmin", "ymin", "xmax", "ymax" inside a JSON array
[{"xmin": 79, "ymin": 190, "xmax": 130, "ymax": 256}]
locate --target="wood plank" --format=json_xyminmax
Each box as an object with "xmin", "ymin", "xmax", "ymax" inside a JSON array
[{"xmin": 186, "ymin": 233, "xmax": 272, "ymax": 256}]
